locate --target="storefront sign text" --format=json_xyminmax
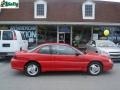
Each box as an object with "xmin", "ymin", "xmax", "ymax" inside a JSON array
[
  {"xmin": 0, "ymin": 0, "xmax": 19, "ymax": 8},
  {"xmin": 10, "ymin": 25, "xmax": 37, "ymax": 43}
]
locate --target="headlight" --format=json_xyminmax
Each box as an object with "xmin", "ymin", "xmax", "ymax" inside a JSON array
[{"xmin": 99, "ymin": 50, "xmax": 110, "ymax": 56}]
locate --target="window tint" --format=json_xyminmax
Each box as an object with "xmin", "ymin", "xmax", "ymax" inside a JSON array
[
  {"xmin": 52, "ymin": 45, "xmax": 76, "ymax": 55},
  {"xmin": 0, "ymin": 31, "xmax": 1, "ymax": 40},
  {"xmin": 2, "ymin": 31, "xmax": 13, "ymax": 40},
  {"xmin": 39, "ymin": 46, "xmax": 50, "ymax": 54}
]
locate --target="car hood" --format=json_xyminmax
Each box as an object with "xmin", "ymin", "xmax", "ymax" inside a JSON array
[
  {"xmin": 97, "ymin": 47, "xmax": 120, "ymax": 52},
  {"xmin": 86, "ymin": 52, "xmax": 109, "ymax": 60}
]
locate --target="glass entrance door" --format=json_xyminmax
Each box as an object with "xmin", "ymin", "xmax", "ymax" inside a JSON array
[
  {"xmin": 59, "ymin": 33, "xmax": 65, "ymax": 43},
  {"xmin": 58, "ymin": 32, "xmax": 71, "ymax": 44},
  {"xmin": 57, "ymin": 26, "xmax": 71, "ymax": 44}
]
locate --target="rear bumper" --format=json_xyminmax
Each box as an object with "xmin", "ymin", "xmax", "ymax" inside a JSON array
[
  {"xmin": 0, "ymin": 52, "xmax": 15, "ymax": 56},
  {"xmin": 11, "ymin": 58, "xmax": 27, "ymax": 71},
  {"xmin": 0, "ymin": 52, "xmax": 15, "ymax": 59}
]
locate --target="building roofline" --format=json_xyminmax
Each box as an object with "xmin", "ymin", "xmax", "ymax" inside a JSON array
[{"xmin": 0, "ymin": 21, "xmax": 120, "ymax": 26}]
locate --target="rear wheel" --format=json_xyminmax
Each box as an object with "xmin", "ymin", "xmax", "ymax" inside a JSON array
[
  {"xmin": 25, "ymin": 62, "xmax": 40, "ymax": 77},
  {"xmin": 88, "ymin": 62, "xmax": 102, "ymax": 76}
]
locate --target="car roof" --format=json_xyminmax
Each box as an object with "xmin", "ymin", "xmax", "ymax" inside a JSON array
[{"xmin": 39, "ymin": 43, "xmax": 69, "ymax": 46}]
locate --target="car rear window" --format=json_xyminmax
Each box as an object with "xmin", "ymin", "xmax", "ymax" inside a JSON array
[
  {"xmin": 39, "ymin": 46, "xmax": 50, "ymax": 54},
  {"xmin": 2, "ymin": 31, "xmax": 13, "ymax": 40}
]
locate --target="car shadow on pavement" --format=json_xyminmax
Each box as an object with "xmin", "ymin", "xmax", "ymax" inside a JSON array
[
  {"xmin": 40, "ymin": 71, "xmax": 88, "ymax": 77},
  {"xmin": 11, "ymin": 71, "xmax": 87, "ymax": 77},
  {"xmin": 40, "ymin": 71, "xmax": 114, "ymax": 77},
  {"xmin": 11, "ymin": 70, "xmax": 114, "ymax": 78}
]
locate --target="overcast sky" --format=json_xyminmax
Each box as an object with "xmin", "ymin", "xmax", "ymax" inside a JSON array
[{"xmin": 99, "ymin": 0, "xmax": 120, "ymax": 2}]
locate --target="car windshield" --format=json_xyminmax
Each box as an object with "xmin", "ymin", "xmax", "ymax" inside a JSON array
[{"xmin": 96, "ymin": 40, "xmax": 116, "ymax": 47}]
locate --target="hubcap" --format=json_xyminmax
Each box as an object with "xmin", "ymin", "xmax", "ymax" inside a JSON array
[
  {"xmin": 89, "ymin": 64, "xmax": 101, "ymax": 75},
  {"xmin": 27, "ymin": 64, "xmax": 38, "ymax": 76}
]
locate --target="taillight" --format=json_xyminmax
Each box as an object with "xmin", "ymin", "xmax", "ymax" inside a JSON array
[{"xmin": 13, "ymin": 31, "xmax": 17, "ymax": 40}]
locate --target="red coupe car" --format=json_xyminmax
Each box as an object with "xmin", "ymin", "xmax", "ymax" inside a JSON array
[{"xmin": 11, "ymin": 43, "xmax": 113, "ymax": 76}]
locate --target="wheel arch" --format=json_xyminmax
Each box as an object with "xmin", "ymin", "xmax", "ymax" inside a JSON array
[
  {"xmin": 87, "ymin": 60, "xmax": 103, "ymax": 71},
  {"xmin": 24, "ymin": 60, "xmax": 41, "ymax": 70}
]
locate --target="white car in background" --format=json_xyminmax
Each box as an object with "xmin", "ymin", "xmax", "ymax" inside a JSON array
[
  {"xmin": 86, "ymin": 40, "xmax": 120, "ymax": 62},
  {"xmin": 0, "ymin": 30, "xmax": 28, "ymax": 59}
]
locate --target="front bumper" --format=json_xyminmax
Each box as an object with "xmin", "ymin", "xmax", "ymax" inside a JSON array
[{"xmin": 103, "ymin": 62, "xmax": 113, "ymax": 72}]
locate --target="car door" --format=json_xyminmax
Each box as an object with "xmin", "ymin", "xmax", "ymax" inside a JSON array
[
  {"xmin": 51, "ymin": 45, "xmax": 85, "ymax": 71},
  {"xmin": 35, "ymin": 45, "xmax": 54, "ymax": 71}
]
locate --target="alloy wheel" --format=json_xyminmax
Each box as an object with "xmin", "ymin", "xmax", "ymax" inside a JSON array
[
  {"xmin": 88, "ymin": 62, "xmax": 102, "ymax": 75},
  {"xmin": 25, "ymin": 63, "xmax": 40, "ymax": 76}
]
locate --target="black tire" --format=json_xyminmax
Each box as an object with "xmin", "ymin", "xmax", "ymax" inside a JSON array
[
  {"xmin": 88, "ymin": 62, "xmax": 102, "ymax": 76},
  {"xmin": 24, "ymin": 62, "xmax": 40, "ymax": 77}
]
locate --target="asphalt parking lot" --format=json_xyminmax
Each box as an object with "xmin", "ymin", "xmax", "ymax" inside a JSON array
[{"xmin": 0, "ymin": 59, "xmax": 120, "ymax": 90}]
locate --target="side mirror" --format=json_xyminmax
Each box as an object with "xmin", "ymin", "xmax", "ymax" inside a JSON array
[
  {"xmin": 75, "ymin": 52, "xmax": 80, "ymax": 56},
  {"xmin": 92, "ymin": 44, "xmax": 96, "ymax": 47}
]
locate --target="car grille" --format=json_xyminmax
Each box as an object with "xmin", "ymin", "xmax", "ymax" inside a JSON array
[{"xmin": 109, "ymin": 52, "xmax": 120, "ymax": 61}]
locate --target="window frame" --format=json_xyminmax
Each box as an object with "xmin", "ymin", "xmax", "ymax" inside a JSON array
[
  {"xmin": 34, "ymin": 0, "xmax": 47, "ymax": 18},
  {"xmin": 82, "ymin": 1, "xmax": 95, "ymax": 19}
]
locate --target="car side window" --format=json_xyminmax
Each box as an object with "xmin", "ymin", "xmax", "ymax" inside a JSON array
[
  {"xmin": 51, "ymin": 45, "xmax": 76, "ymax": 55},
  {"xmin": 39, "ymin": 46, "xmax": 50, "ymax": 54},
  {"xmin": 2, "ymin": 31, "xmax": 13, "ymax": 40}
]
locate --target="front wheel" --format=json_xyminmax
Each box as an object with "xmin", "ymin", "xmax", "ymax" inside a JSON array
[
  {"xmin": 25, "ymin": 62, "xmax": 40, "ymax": 77},
  {"xmin": 88, "ymin": 62, "xmax": 102, "ymax": 76}
]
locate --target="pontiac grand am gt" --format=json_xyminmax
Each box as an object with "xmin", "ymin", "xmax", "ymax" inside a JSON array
[{"xmin": 11, "ymin": 43, "xmax": 113, "ymax": 77}]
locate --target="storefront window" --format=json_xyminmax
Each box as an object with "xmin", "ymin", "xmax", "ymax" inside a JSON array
[
  {"xmin": 38, "ymin": 26, "xmax": 57, "ymax": 44},
  {"xmin": 93, "ymin": 26, "xmax": 120, "ymax": 44},
  {"xmin": 10, "ymin": 25, "xmax": 37, "ymax": 47},
  {"xmin": 72, "ymin": 26, "xmax": 91, "ymax": 48}
]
